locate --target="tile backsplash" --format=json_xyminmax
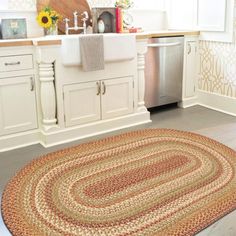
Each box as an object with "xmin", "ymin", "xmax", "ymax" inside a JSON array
[
  {"xmin": 8, "ymin": 0, "xmax": 36, "ymax": 10},
  {"xmin": 7, "ymin": 0, "xmax": 115, "ymax": 10},
  {"xmin": 88, "ymin": 0, "xmax": 115, "ymax": 7}
]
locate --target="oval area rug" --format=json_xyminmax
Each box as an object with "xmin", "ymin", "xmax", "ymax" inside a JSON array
[{"xmin": 2, "ymin": 129, "xmax": 236, "ymax": 236}]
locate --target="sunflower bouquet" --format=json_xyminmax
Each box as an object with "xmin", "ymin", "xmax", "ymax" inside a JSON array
[
  {"xmin": 37, "ymin": 6, "xmax": 61, "ymax": 34},
  {"xmin": 115, "ymin": 0, "xmax": 133, "ymax": 9}
]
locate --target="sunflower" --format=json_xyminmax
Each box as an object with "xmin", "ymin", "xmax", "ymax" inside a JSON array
[{"xmin": 37, "ymin": 11, "xmax": 52, "ymax": 29}]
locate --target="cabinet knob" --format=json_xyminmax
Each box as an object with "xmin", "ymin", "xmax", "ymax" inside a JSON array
[
  {"xmin": 96, "ymin": 82, "xmax": 101, "ymax": 95},
  {"xmin": 102, "ymin": 82, "xmax": 106, "ymax": 95},
  {"xmin": 30, "ymin": 77, "xmax": 35, "ymax": 91},
  {"xmin": 4, "ymin": 61, "xmax": 20, "ymax": 66},
  {"xmin": 187, "ymin": 43, "xmax": 192, "ymax": 55}
]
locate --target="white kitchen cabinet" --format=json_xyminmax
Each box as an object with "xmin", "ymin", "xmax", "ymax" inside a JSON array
[
  {"xmin": 166, "ymin": 0, "xmax": 227, "ymax": 31},
  {"xmin": 63, "ymin": 77, "xmax": 134, "ymax": 127},
  {"xmin": 181, "ymin": 37, "xmax": 198, "ymax": 107},
  {"xmin": 101, "ymin": 77, "xmax": 134, "ymax": 119},
  {"xmin": 63, "ymin": 81, "xmax": 101, "ymax": 127},
  {"xmin": 166, "ymin": 0, "xmax": 234, "ymax": 42},
  {"xmin": 184, "ymin": 41, "xmax": 197, "ymax": 98},
  {"xmin": 197, "ymin": 0, "xmax": 226, "ymax": 31},
  {"xmin": 0, "ymin": 76, "xmax": 38, "ymax": 136},
  {"xmin": 167, "ymin": 0, "xmax": 228, "ymax": 31},
  {"xmin": 0, "ymin": 54, "xmax": 33, "ymax": 72},
  {"xmin": 166, "ymin": 0, "xmax": 196, "ymax": 30}
]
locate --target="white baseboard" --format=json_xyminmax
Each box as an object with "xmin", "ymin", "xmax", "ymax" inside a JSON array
[
  {"xmin": 40, "ymin": 112, "xmax": 151, "ymax": 147},
  {"xmin": 0, "ymin": 130, "xmax": 39, "ymax": 152},
  {"xmin": 0, "ymin": 112, "xmax": 151, "ymax": 152},
  {"xmin": 178, "ymin": 96, "xmax": 198, "ymax": 108},
  {"xmin": 197, "ymin": 90, "xmax": 236, "ymax": 117},
  {"xmin": 179, "ymin": 91, "xmax": 236, "ymax": 117}
]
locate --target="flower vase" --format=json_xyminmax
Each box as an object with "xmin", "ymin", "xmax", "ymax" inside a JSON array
[{"xmin": 44, "ymin": 24, "xmax": 58, "ymax": 36}]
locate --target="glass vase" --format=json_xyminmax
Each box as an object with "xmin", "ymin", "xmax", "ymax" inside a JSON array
[{"xmin": 44, "ymin": 24, "xmax": 58, "ymax": 36}]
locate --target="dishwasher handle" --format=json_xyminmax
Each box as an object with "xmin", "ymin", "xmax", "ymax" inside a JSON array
[{"xmin": 147, "ymin": 42, "xmax": 181, "ymax": 48}]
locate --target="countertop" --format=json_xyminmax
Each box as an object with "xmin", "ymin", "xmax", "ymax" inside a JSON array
[
  {"xmin": 134, "ymin": 30, "xmax": 200, "ymax": 39},
  {"xmin": 0, "ymin": 30, "xmax": 200, "ymax": 47}
]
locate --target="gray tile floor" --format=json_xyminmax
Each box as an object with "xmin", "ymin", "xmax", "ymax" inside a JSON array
[{"xmin": 1, "ymin": 105, "xmax": 236, "ymax": 236}]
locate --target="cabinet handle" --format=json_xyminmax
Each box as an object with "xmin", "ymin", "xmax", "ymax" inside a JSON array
[
  {"xmin": 96, "ymin": 82, "xmax": 101, "ymax": 95},
  {"xmin": 187, "ymin": 43, "xmax": 191, "ymax": 55},
  {"xmin": 30, "ymin": 77, "xmax": 35, "ymax": 91},
  {"xmin": 102, "ymin": 81, "xmax": 106, "ymax": 95},
  {"xmin": 4, "ymin": 61, "xmax": 21, "ymax": 66}
]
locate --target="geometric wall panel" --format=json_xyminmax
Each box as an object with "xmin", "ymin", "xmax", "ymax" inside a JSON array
[{"xmin": 198, "ymin": 2, "xmax": 236, "ymax": 97}]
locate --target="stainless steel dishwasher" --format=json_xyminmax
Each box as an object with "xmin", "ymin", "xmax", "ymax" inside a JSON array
[{"xmin": 144, "ymin": 36, "xmax": 184, "ymax": 108}]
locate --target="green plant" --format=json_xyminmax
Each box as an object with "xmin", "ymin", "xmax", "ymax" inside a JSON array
[{"xmin": 115, "ymin": 0, "xmax": 133, "ymax": 9}]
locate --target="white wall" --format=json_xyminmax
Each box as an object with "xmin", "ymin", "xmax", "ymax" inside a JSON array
[
  {"xmin": 133, "ymin": 0, "xmax": 165, "ymax": 10},
  {"xmin": 129, "ymin": 9, "xmax": 167, "ymax": 30},
  {"xmin": 0, "ymin": 0, "xmax": 9, "ymax": 10}
]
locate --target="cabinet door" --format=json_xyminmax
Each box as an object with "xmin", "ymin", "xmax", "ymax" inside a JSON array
[
  {"xmin": 0, "ymin": 76, "xmax": 37, "ymax": 136},
  {"xmin": 197, "ymin": 0, "xmax": 226, "ymax": 31},
  {"xmin": 63, "ymin": 81, "xmax": 101, "ymax": 127},
  {"xmin": 184, "ymin": 41, "xmax": 197, "ymax": 98},
  {"xmin": 101, "ymin": 77, "xmax": 134, "ymax": 120},
  {"xmin": 166, "ymin": 0, "xmax": 196, "ymax": 30}
]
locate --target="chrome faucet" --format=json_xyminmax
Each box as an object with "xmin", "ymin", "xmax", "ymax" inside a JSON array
[{"xmin": 64, "ymin": 11, "xmax": 89, "ymax": 34}]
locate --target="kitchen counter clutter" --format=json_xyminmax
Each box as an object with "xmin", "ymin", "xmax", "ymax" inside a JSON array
[
  {"xmin": 0, "ymin": 30, "xmax": 200, "ymax": 47},
  {"xmin": 0, "ymin": 31, "xmax": 199, "ymax": 152}
]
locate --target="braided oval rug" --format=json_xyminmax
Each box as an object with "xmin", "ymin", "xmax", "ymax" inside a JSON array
[{"xmin": 2, "ymin": 129, "xmax": 236, "ymax": 236}]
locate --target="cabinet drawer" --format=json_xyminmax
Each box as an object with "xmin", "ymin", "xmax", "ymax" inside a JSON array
[{"xmin": 0, "ymin": 54, "xmax": 33, "ymax": 72}]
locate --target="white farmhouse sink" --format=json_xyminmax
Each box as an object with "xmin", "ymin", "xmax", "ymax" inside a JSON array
[{"xmin": 60, "ymin": 33, "xmax": 136, "ymax": 66}]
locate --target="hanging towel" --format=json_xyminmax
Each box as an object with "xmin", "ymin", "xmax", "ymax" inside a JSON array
[{"xmin": 80, "ymin": 35, "xmax": 104, "ymax": 72}]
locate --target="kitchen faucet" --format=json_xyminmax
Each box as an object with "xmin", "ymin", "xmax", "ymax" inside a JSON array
[{"xmin": 64, "ymin": 11, "xmax": 89, "ymax": 34}]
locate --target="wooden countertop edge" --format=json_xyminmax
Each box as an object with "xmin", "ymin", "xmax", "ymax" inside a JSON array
[
  {"xmin": 0, "ymin": 40, "xmax": 33, "ymax": 47},
  {"xmin": 136, "ymin": 31, "xmax": 200, "ymax": 39},
  {"xmin": 34, "ymin": 40, "xmax": 62, "ymax": 46},
  {"xmin": 0, "ymin": 31, "xmax": 200, "ymax": 47},
  {"xmin": 0, "ymin": 39, "xmax": 62, "ymax": 47}
]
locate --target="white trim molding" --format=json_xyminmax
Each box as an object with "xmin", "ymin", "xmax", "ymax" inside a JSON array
[
  {"xmin": 40, "ymin": 112, "xmax": 151, "ymax": 148},
  {"xmin": 197, "ymin": 90, "xmax": 236, "ymax": 117},
  {"xmin": 0, "ymin": 130, "xmax": 39, "ymax": 152},
  {"xmin": 178, "ymin": 96, "xmax": 198, "ymax": 108},
  {"xmin": 180, "ymin": 89, "xmax": 236, "ymax": 117}
]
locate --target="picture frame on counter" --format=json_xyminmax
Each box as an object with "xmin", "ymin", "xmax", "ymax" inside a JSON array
[{"xmin": 1, "ymin": 18, "xmax": 27, "ymax": 39}]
